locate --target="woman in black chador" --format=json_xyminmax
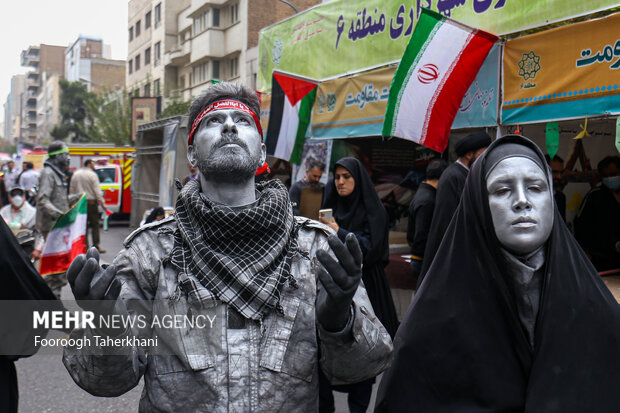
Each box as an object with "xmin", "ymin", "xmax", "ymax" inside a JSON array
[
  {"xmin": 319, "ymin": 157, "xmax": 398, "ymax": 413},
  {"xmin": 320, "ymin": 157, "xmax": 398, "ymax": 338},
  {"xmin": 375, "ymin": 135, "xmax": 620, "ymax": 412}
]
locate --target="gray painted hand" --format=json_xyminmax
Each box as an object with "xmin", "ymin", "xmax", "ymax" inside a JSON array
[
  {"xmin": 316, "ymin": 233, "xmax": 363, "ymax": 332},
  {"xmin": 67, "ymin": 247, "xmax": 125, "ymax": 336},
  {"xmin": 67, "ymin": 247, "xmax": 119, "ymax": 302}
]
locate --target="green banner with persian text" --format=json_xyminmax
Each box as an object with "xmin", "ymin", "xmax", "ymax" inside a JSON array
[{"xmin": 258, "ymin": 0, "xmax": 618, "ymax": 91}]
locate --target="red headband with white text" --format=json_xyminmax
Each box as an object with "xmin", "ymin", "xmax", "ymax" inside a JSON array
[
  {"xmin": 188, "ymin": 99, "xmax": 269, "ymax": 176},
  {"xmin": 188, "ymin": 99, "xmax": 263, "ymax": 146}
]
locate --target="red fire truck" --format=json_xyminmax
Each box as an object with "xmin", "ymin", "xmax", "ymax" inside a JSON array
[{"xmin": 68, "ymin": 145, "xmax": 135, "ymax": 215}]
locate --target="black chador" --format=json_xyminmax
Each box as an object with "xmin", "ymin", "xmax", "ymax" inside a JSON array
[
  {"xmin": 1, "ymin": 219, "xmax": 57, "ymax": 413},
  {"xmin": 375, "ymin": 135, "xmax": 620, "ymax": 412}
]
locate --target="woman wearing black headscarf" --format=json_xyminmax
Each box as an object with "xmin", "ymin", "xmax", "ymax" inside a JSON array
[
  {"xmin": 375, "ymin": 135, "xmax": 620, "ymax": 412},
  {"xmin": 320, "ymin": 157, "xmax": 398, "ymax": 337},
  {"xmin": 319, "ymin": 157, "xmax": 398, "ymax": 413}
]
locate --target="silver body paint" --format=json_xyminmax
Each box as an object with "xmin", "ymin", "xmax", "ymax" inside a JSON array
[
  {"xmin": 63, "ymin": 217, "xmax": 393, "ymax": 412},
  {"xmin": 486, "ymin": 157, "xmax": 554, "ymax": 255}
]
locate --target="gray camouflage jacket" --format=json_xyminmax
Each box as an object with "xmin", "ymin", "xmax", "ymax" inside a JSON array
[
  {"xmin": 35, "ymin": 162, "xmax": 81, "ymax": 236},
  {"xmin": 63, "ymin": 216, "xmax": 393, "ymax": 412}
]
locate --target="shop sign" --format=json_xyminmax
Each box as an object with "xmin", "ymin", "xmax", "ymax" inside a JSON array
[
  {"xmin": 258, "ymin": 0, "xmax": 618, "ymax": 91},
  {"xmin": 311, "ymin": 45, "xmax": 499, "ymax": 139},
  {"xmin": 502, "ymin": 12, "xmax": 620, "ymax": 124}
]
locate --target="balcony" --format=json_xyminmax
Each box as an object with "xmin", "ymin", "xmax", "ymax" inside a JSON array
[
  {"xmin": 191, "ymin": 29, "xmax": 225, "ymax": 61},
  {"xmin": 188, "ymin": 0, "xmax": 229, "ymax": 18},
  {"xmin": 165, "ymin": 40, "xmax": 191, "ymax": 67},
  {"xmin": 27, "ymin": 77, "xmax": 40, "ymax": 90},
  {"xmin": 21, "ymin": 47, "xmax": 40, "ymax": 68}
]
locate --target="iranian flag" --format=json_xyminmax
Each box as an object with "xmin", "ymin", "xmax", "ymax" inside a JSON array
[
  {"xmin": 383, "ymin": 8, "xmax": 498, "ymax": 152},
  {"xmin": 266, "ymin": 72, "xmax": 317, "ymax": 164},
  {"xmin": 39, "ymin": 195, "xmax": 88, "ymax": 276}
]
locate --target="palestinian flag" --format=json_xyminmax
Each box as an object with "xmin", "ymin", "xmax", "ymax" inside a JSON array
[
  {"xmin": 39, "ymin": 195, "xmax": 87, "ymax": 276},
  {"xmin": 382, "ymin": 8, "xmax": 498, "ymax": 152},
  {"xmin": 266, "ymin": 72, "xmax": 317, "ymax": 164}
]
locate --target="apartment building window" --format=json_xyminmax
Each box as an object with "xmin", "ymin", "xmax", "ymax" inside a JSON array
[
  {"xmin": 128, "ymin": 60, "xmax": 133, "ymax": 74},
  {"xmin": 135, "ymin": 54, "xmax": 141, "ymax": 71},
  {"xmin": 144, "ymin": 83, "xmax": 151, "ymax": 96},
  {"xmin": 154, "ymin": 3, "xmax": 161, "ymax": 28},
  {"xmin": 145, "ymin": 11, "xmax": 152, "ymax": 29},
  {"xmin": 180, "ymin": 75, "xmax": 185, "ymax": 89},
  {"xmin": 193, "ymin": 10, "xmax": 209, "ymax": 35},
  {"xmin": 145, "ymin": 47, "xmax": 151, "ymax": 65},
  {"xmin": 129, "ymin": 27, "xmax": 134, "ymax": 41},
  {"xmin": 193, "ymin": 62, "xmax": 208, "ymax": 85},
  {"xmin": 154, "ymin": 42, "xmax": 161, "ymax": 66},
  {"xmin": 212, "ymin": 60, "xmax": 220, "ymax": 79},
  {"xmin": 213, "ymin": 8, "xmax": 220, "ymax": 27},
  {"xmin": 230, "ymin": 3, "xmax": 239, "ymax": 24},
  {"xmin": 136, "ymin": 20, "xmax": 141, "ymax": 37},
  {"xmin": 229, "ymin": 56, "xmax": 238, "ymax": 78},
  {"xmin": 154, "ymin": 79, "xmax": 160, "ymax": 96}
]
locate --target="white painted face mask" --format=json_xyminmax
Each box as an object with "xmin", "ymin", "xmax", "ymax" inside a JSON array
[{"xmin": 11, "ymin": 195, "xmax": 24, "ymax": 208}]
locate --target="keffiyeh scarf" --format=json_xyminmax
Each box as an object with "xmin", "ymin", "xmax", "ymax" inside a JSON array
[{"xmin": 170, "ymin": 179, "xmax": 298, "ymax": 321}]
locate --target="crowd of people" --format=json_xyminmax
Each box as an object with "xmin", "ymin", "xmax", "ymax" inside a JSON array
[
  {"xmin": 2, "ymin": 81, "xmax": 619, "ymax": 412},
  {"xmin": 1, "ymin": 144, "xmax": 110, "ymax": 298}
]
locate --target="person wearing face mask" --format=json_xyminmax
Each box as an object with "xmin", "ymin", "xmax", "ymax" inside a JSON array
[
  {"xmin": 0, "ymin": 185, "xmax": 36, "ymax": 232},
  {"xmin": 574, "ymin": 155, "xmax": 620, "ymax": 272},
  {"xmin": 32, "ymin": 141, "xmax": 82, "ymax": 297},
  {"xmin": 375, "ymin": 135, "xmax": 620, "ymax": 412},
  {"xmin": 416, "ymin": 131, "xmax": 492, "ymax": 287}
]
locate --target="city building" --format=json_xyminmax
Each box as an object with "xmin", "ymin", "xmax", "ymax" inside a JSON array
[
  {"xmin": 3, "ymin": 74, "xmax": 27, "ymax": 143},
  {"xmin": 20, "ymin": 44, "xmax": 66, "ymax": 143},
  {"xmin": 127, "ymin": 0, "xmax": 190, "ymax": 101},
  {"xmin": 65, "ymin": 35, "xmax": 126, "ymax": 94},
  {"xmin": 128, "ymin": 0, "xmax": 321, "ymax": 108},
  {"xmin": 35, "ymin": 73, "xmax": 62, "ymax": 143}
]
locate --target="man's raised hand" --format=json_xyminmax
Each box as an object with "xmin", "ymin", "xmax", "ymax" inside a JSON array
[{"xmin": 316, "ymin": 233, "xmax": 363, "ymax": 332}]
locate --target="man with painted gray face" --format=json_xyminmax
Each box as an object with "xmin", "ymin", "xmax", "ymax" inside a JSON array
[
  {"xmin": 62, "ymin": 82, "xmax": 392, "ymax": 412},
  {"xmin": 33, "ymin": 140, "xmax": 81, "ymax": 297},
  {"xmin": 375, "ymin": 135, "xmax": 620, "ymax": 412}
]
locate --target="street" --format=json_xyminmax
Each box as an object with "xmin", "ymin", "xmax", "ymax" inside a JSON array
[
  {"xmin": 17, "ymin": 224, "xmax": 141, "ymax": 413},
  {"xmin": 16, "ymin": 223, "xmax": 376, "ymax": 412}
]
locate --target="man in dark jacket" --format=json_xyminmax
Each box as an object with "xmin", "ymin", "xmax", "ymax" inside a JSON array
[
  {"xmin": 418, "ymin": 131, "xmax": 492, "ymax": 286},
  {"xmin": 575, "ymin": 155, "xmax": 620, "ymax": 272},
  {"xmin": 407, "ymin": 159, "xmax": 447, "ymax": 285}
]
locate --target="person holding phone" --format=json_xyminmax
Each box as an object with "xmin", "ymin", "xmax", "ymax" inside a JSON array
[{"xmin": 319, "ymin": 157, "xmax": 398, "ymax": 413}]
